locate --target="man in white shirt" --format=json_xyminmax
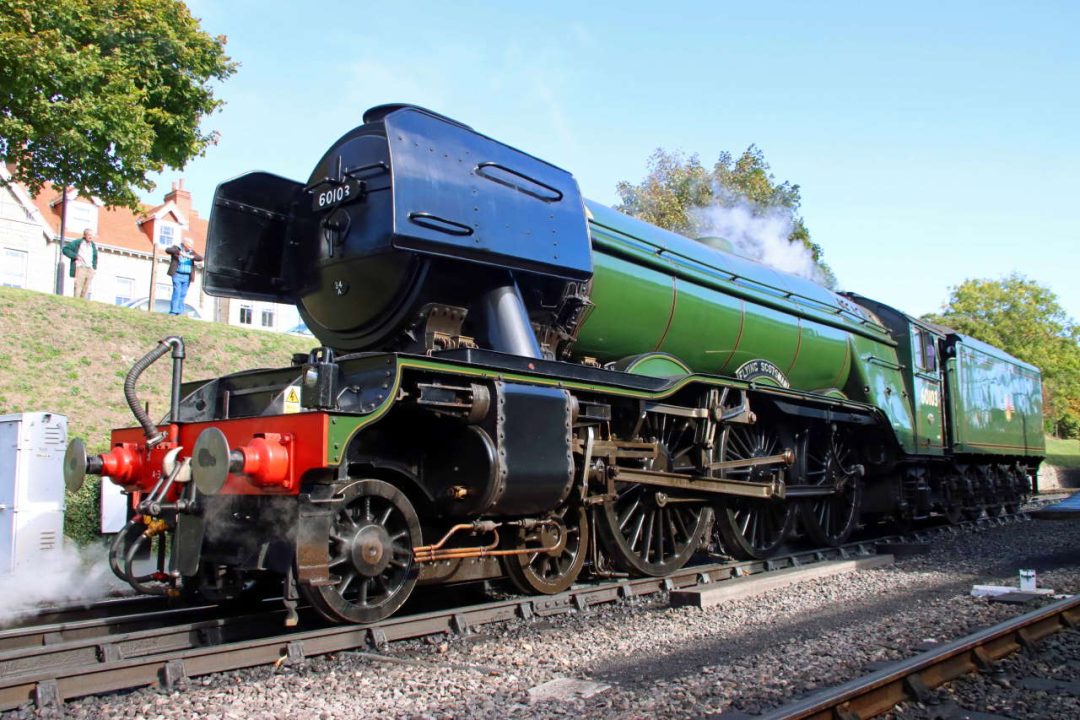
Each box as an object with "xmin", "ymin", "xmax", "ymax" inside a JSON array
[{"xmin": 62, "ymin": 229, "xmax": 99, "ymax": 299}]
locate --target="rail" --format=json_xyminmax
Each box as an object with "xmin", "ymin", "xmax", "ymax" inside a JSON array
[
  {"xmin": 0, "ymin": 512, "xmax": 1030, "ymax": 712},
  {"xmin": 759, "ymin": 593, "xmax": 1080, "ymax": 719}
]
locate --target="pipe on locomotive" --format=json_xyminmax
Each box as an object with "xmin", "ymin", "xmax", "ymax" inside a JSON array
[
  {"xmin": 66, "ymin": 336, "xmax": 185, "ymax": 492},
  {"xmin": 124, "ymin": 336, "xmax": 184, "ymax": 447},
  {"xmin": 478, "ymin": 275, "xmax": 543, "ymax": 358}
]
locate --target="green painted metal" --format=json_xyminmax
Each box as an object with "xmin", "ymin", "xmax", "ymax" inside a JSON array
[
  {"xmin": 317, "ymin": 200, "xmax": 1043, "ymax": 464},
  {"xmin": 908, "ymin": 328, "xmax": 946, "ymax": 456},
  {"xmin": 845, "ymin": 333, "xmax": 916, "ymax": 452},
  {"xmin": 615, "ymin": 353, "xmax": 692, "ymax": 378},
  {"xmin": 574, "ymin": 200, "xmax": 896, "ymax": 408},
  {"xmin": 323, "ymin": 354, "xmax": 884, "ymax": 466},
  {"xmin": 947, "ymin": 335, "xmax": 1045, "ymax": 457}
]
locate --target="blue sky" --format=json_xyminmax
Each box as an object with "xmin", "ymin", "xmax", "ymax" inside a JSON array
[{"xmin": 161, "ymin": 0, "xmax": 1080, "ymax": 321}]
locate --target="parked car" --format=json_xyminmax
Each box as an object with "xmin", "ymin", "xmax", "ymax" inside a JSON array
[
  {"xmin": 286, "ymin": 321, "xmax": 314, "ymax": 336},
  {"xmin": 121, "ymin": 297, "xmax": 202, "ymax": 319}
]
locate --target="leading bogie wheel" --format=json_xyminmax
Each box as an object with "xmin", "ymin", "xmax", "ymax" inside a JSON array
[{"xmin": 302, "ymin": 479, "xmax": 421, "ymax": 624}]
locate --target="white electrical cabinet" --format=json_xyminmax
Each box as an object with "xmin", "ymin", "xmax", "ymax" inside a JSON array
[{"xmin": 0, "ymin": 413, "xmax": 68, "ymax": 574}]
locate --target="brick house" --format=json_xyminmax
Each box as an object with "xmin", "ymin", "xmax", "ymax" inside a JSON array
[{"xmin": 0, "ymin": 170, "xmax": 298, "ymax": 332}]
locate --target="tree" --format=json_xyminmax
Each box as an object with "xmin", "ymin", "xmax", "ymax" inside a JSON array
[
  {"xmin": 0, "ymin": 0, "xmax": 236, "ymax": 209},
  {"xmin": 924, "ymin": 274, "xmax": 1080, "ymax": 437},
  {"xmin": 613, "ymin": 149, "xmax": 711, "ymax": 236},
  {"xmin": 615, "ymin": 146, "xmax": 834, "ymax": 286}
]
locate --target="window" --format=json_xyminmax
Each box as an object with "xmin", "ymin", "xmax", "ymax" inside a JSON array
[
  {"xmin": 239, "ymin": 304, "xmax": 253, "ymax": 325},
  {"xmin": 115, "ymin": 276, "xmax": 135, "ymax": 305},
  {"xmin": 66, "ymin": 201, "xmax": 98, "ymax": 235},
  {"xmin": 913, "ymin": 327, "xmax": 938, "ymax": 373},
  {"xmin": 1, "ymin": 248, "xmax": 28, "ymax": 288},
  {"xmin": 157, "ymin": 223, "xmax": 176, "ymax": 247},
  {"xmin": 260, "ymin": 308, "xmax": 275, "ymax": 328},
  {"xmin": 156, "ymin": 283, "xmax": 172, "ymax": 301}
]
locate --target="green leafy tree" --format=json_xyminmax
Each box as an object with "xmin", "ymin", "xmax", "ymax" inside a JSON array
[
  {"xmin": 924, "ymin": 274, "xmax": 1080, "ymax": 437},
  {"xmin": 615, "ymin": 146, "xmax": 834, "ymax": 285},
  {"xmin": 613, "ymin": 149, "xmax": 712, "ymax": 236},
  {"xmin": 0, "ymin": 0, "xmax": 236, "ymax": 209}
]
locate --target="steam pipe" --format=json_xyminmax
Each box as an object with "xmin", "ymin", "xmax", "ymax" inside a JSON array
[
  {"xmin": 478, "ymin": 275, "xmax": 542, "ymax": 358},
  {"xmin": 168, "ymin": 336, "xmax": 185, "ymax": 423},
  {"xmin": 124, "ymin": 336, "xmax": 184, "ymax": 447},
  {"xmin": 412, "ymin": 519, "xmax": 562, "ymax": 563}
]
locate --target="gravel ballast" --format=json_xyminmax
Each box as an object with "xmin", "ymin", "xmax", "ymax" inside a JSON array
[{"xmin": 8, "ymin": 514, "xmax": 1080, "ymax": 720}]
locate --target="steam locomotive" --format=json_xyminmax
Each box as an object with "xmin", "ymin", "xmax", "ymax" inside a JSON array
[{"xmin": 64, "ymin": 105, "xmax": 1045, "ymax": 624}]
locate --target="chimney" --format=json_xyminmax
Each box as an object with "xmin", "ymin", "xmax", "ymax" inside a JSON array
[{"xmin": 164, "ymin": 178, "xmax": 194, "ymax": 218}]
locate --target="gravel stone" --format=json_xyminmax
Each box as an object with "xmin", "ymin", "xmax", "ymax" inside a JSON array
[{"xmin": 4, "ymin": 510, "xmax": 1078, "ymax": 719}]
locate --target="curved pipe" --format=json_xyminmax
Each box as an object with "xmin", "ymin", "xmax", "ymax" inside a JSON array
[
  {"xmin": 412, "ymin": 519, "xmax": 563, "ymax": 563},
  {"xmin": 108, "ymin": 520, "xmax": 171, "ymax": 595},
  {"xmin": 124, "ymin": 337, "xmax": 184, "ymax": 447}
]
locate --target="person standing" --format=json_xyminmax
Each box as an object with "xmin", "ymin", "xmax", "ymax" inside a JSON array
[
  {"xmin": 165, "ymin": 237, "xmax": 203, "ymax": 315},
  {"xmin": 61, "ymin": 229, "xmax": 99, "ymax": 299}
]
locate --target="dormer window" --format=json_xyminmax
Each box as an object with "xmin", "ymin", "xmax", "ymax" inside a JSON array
[
  {"xmin": 158, "ymin": 222, "xmax": 176, "ymax": 247},
  {"xmin": 67, "ymin": 200, "xmax": 98, "ymax": 234}
]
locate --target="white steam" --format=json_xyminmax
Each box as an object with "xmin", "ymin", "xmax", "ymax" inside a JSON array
[
  {"xmin": 691, "ymin": 189, "xmax": 829, "ymax": 285},
  {"xmin": 0, "ymin": 542, "xmax": 126, "ymax": 625}
]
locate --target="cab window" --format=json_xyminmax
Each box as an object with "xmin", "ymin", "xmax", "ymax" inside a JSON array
[{"xmin": 913, "ymin": 327, "xmax": 938, "ymax": 373}]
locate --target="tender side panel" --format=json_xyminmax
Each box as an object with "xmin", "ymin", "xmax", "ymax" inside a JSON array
[{"xmin": 947, "ymin": 337, "xmax": 1045, "ymax": 456}]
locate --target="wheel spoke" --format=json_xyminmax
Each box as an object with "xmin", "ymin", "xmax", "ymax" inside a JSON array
[
  {"xmin": 656, "ymin": 509, "xmax": 666, "ymax": 562},
  {"xmin": 339, "ymin": 569, "xmax": 357, "ymax": 595},
  {"xmin": 642, "ymin": 511, "xmax": 656, "ymax": 561},
  {"xmin": 339, "ymin": 512, "xmax": 359, "ymax": 532},
  {"xmin": 618, "ymin": 498, "xmax": 642, "ymax": 531},
  {"xmin": 671, "ymin": 508, "xmax": 689, "ymax": 541},
  {"xmin": 628, "ymin": 510, "xmax": 646, "ymax": 550}
]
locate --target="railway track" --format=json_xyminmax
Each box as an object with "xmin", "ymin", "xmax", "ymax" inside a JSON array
[
  {"xmin": 0, "ymin": 513, "xmax": 1028, "ymax": 712},
  {"xmin": 757, "ymin": 592, "xmax": 1080, "ymax": 720}
]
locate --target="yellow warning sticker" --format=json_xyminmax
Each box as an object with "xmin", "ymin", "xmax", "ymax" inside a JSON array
[{"xmin": 283, "ymin": 385, "xmax": 301, "ymax": 414}]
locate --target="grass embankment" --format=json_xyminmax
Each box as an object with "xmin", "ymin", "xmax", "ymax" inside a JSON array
[
  {"xmin": 0, "ymin": 286, "xmax": 313, "ymax": 542},
  {"xmin": 1046, "ymin": 436, "xmax": 1080, "ymax": 470}
]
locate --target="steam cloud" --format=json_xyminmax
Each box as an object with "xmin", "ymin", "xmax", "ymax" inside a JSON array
[
  {"xmin": 691, "ymin": 188, "xmax": 832, "ymax": 286},
  {"xmin": 0, "ymin": 542, "xmax": 126, "ymax": 625}
]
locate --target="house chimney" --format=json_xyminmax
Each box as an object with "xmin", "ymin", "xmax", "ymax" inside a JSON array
[{"xmin": 164, "ymin": 178, "xmax": 194, "ymax": 218}]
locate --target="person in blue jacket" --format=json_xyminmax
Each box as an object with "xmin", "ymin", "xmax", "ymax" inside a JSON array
[{"xmin": 164, "ymin": 238, "xmax": 203, "ymax": 315}]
